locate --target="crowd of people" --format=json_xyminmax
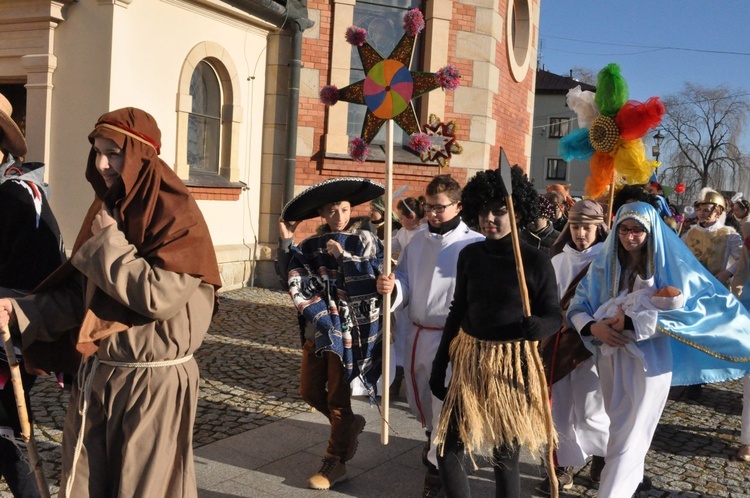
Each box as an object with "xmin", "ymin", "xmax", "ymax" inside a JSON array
[
  {"xmin": 1, "ymin": 90, "xmax": 749, "ymax": 498},
  {"xmin": 276, "ymin": 172, "xmax": 750, "ymax": 498}
]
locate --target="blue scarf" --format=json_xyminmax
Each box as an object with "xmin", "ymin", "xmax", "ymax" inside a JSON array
[
  {"xmin": 287, "ymin": 230, "xmax": 383, "ymax": 392},
  {"xmin": 569, "ymin": 202, "xmax": 750, "ymax": 385}
]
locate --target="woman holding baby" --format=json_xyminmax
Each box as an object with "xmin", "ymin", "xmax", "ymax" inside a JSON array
[{"xmin": 568, "ymin": 201, "xmax": 750, "ymax": 497}]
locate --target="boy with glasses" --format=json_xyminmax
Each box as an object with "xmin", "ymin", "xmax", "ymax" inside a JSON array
[{"xmin": 377, "ymin": 175, "xmax": 483, "ymax": 498}]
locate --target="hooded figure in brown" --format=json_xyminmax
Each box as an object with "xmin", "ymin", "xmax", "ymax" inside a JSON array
[{"xmin": 0, "ymin": 107, "xmax": 222, "ymax": 498}]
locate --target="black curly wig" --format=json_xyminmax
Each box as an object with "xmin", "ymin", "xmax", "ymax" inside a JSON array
[
  {"xmin": 461, "ymin": 166, "xmax": 540, "ymax": 230},
  {"xmin": 612, "ymin": 184, "xmax": 661, "ymax": 215}
]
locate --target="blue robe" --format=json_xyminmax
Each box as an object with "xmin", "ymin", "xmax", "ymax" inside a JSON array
[{"xmin": 569, "ymin": 202, "xmax": 750, "ymax": 386}]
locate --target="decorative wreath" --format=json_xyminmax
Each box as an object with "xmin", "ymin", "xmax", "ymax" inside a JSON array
[{"xmin": 407, "ymin": 114, "xmax": 463, "ymax": 168}]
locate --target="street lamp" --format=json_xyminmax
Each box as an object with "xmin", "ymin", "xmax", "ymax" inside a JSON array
[{"xmin": 652, "ymin": 130, "xmax": 664, "ymax": 162}]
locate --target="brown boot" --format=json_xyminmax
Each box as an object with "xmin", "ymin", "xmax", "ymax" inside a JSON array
[
  {"xmin": 307, "ymin": 454, "xmax": 347, "ymax": 490},
  {"xmin": 344, "ymin": 414, "xmax": 366, "ymax": 462}
]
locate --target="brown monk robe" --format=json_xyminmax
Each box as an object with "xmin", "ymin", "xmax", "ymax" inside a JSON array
[{"xmin": 7, "ymin": 108, "xmax": 222, "ymax": 497}]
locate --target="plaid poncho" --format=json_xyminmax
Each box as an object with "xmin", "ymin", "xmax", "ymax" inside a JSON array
[{"xmin": 286, "ymin": 229, "xmax": 383, "ymax": 392}]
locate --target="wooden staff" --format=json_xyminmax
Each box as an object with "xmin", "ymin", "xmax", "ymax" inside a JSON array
[
  {"xmin": 498, "ymin": 151, "xmax": 559, "ymax": 498},
  {"xmin": 381, "ymin": 120, "xmax": 394, "ymax": 445},
  {"xmin": 1, "ymin": 325, "xmax": 50, "ymax": 498},
  {"xmin": 605, "ymin": 171, "xmax": 616, "ymax": 229}
]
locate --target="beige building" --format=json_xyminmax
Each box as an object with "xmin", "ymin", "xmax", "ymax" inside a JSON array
[
  {"xmin": 0, "ymin": 0, "xmax": 306, "ymax": 290},
  {"xmin": 529, "ymin": 68, "xmax": 595, "ymax": 197}
]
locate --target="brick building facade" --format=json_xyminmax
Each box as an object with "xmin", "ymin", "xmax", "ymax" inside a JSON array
[{"xmin": 255, "ymin": 0, "xmax": 540, "ymax": 283}]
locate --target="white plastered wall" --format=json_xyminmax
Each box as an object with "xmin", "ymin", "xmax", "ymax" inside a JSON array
[{"xmin": 48, "ymin": 0, "xmax": 270, "ymax": 289}]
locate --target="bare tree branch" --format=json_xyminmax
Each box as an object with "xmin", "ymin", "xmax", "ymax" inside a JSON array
[{"xmin": 659, "ymin": 83, "xmax": 750, "ymax": 200}]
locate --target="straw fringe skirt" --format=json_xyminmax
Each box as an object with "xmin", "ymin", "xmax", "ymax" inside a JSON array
[{"xmin": 435, "ymin": 330, "xmax": 557, "ymax": 463}]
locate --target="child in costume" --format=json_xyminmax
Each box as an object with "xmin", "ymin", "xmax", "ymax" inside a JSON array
[
  {"xmin": 392, "ymin": 196, "xmax": 426, "ymax": 259},
  {"xmin": 390, "ymin": 196, "xmax": 426, "ymax": 398},
  {"xmin": 430, "ymin": 167, "xmax": 561, "ymax": 497},
  {"xmin": 0, "ymin": 108, "xmax": 222, "ymax": 498},
  {"xmin": 569, "ymin": 202, "xmax": 750, "ymax": 497},
  {"xmin": 682, "ymin": 188, "xmax": 741, "ymax": 287},
  {"xmin": 730, "ymin": 196, "xmax": 750, "ymax": 462},
  {"xmin": 538, "ymin": 199, "xmax": 610, "ymax": 494},
  {"xmin": 369, "ymin": 195, "xmax": 401, "ymax": 241},
  {"xmin": 277, "ymin": 177, "xmax": 384, "ymax": 490},
  {"xmin": 521, "ymin": 195, "xmax": 561, "ymax": 254},
  {"xmin": 682, "ymin": 189, "xmax": 743, "ymax": 400},
  {"xmin": 377, "ymin": 175, "xmax": 483, "ymax": 498}
]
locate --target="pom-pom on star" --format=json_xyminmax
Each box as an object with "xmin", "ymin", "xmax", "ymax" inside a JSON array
[
  {"xmin": 559, "ymin": 63, "xmax": 665, "ymax": 198},
  {"xmin": 410, "ymin": 114, "xmax": 463, "ymax": 169},
  {"xmin": 345, "ymin": 26, "xmax": 367, "ymax": 47},
  {"xmin": 403, "ymin": 9, "xmax": 425, "ymax": 37},
  {"xmin": 349, "ymin": 137, "xmax": 370, "ymax": 163},
  {"xmin": 318, "ymin": 9, "xmax": 461, "ymax": 162}
]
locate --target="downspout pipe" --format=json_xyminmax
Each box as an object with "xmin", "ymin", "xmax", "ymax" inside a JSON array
[
  {"xmin": 283, "ymin": 20, "xmax": 304, "ymax": 205},
  {"xmin": 228, "ymin": 0, "xmax": 313, "ymax": 205}
]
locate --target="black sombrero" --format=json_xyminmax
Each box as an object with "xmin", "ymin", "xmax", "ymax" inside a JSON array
[{"xmin": 281, "ymin": 177, "xmax": 385, "ymax": 222}]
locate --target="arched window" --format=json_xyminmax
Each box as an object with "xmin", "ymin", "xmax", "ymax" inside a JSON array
[{"xmin": 188, "ymin": 60, "xmax": 222, "ymax": 173}]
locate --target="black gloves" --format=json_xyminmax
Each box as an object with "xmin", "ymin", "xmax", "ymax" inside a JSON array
[
  {"xmin": 520, "ymin": 315, "xmax": 544, "ymax": 341},
  {"xmin": 430, "ymin": 353, "xmax": 450, "ymax": 401},
  {"xmin": 429, "ymin": 366, "xmax": 448, "ymax": 401}
]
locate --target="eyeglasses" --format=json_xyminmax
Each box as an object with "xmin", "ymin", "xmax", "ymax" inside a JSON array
[
  {"xmin": 422, "ymin": 202, "xmax": 456, "ymax": 214},
  {"xmin": 617, "ymin": 225, "xmax": 646, "ymax": 236}
]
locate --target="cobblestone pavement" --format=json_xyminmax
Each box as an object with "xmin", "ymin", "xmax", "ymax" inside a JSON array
[{"xmin": 2, "ymin": 287, "xmax": 749, "ymax": 497}]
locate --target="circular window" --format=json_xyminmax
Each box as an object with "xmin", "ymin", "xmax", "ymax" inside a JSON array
[{"xmin": 506, "ymin": 0, "xmax": 533, "ymax": 82}]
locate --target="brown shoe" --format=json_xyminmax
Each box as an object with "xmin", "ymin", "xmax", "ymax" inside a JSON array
[
  {"xmin": 738, "ymin": 444, "xmax": 750, "ymax": 462},
  {"xmin": 535, "ymin": 466, "xmax": 574, "ymax": 495},
  {"xmin": 307, "ymin": 454, "xmax": 347, "ymax": 490},
  {"xmin": 344, "ymin": 414, "xmax": 366, "ymax": 462}
]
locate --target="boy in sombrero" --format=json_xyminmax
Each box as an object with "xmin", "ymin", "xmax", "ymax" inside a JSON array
[{"xmin": 277, "ymin": 177, "xmax": 384, "ymax": 490}]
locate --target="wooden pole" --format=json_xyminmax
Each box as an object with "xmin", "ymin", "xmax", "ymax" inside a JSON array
[
  {"xmin": 505, "ymin": 197, "xmax": 531, "ymax": 317},
  {"xmin": 499, "ymin": 157, "xmax": 557, "ymax": 496},
  {"xmin": 381, "ymin": 119, "xmax": 394, "ymax": 445},
  {"xmin": 505, "ymin": 195, "xmax": 558, "ymax": 497},
  {"xmin": 606, "ymin": 172, "xmax": 616, "ymax": 229},
  {"xmin": 1, "ymin": 325, "xmax": 50, "ymax": 498}
]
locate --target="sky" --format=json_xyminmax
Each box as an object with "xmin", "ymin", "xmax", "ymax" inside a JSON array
[{"xmin": 538, "ymin": 1, "xmax": 750, "ymax": 148}]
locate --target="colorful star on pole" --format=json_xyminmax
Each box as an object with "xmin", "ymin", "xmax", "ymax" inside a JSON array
[
  {"xmin": 409, "ymin": 114, "xmax": 463, "ymax": 170},
  {"xmin": 319, "ymin": 9, "xmax": 460, "ymax": 162}
]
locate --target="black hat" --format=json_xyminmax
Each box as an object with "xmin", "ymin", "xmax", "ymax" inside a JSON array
[{"xmin": 281, "ymin": 177, "xmax": 385, "ymax": 222}]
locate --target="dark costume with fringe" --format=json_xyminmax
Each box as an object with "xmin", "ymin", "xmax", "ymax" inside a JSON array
[{"xmin": 431, "ymin": 236, "xmax": 561, "ymax": 496}]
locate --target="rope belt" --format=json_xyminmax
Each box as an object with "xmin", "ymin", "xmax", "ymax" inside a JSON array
[{"xmin": 65, "ymin": 354, "xmax": 193, "ymax": 497}]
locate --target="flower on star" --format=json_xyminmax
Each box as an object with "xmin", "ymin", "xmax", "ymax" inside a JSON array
[
  {"xmin": 319, "ymin": 9, "xmax": 460, "ymax": 162},
  {"xmin": 558, "ymin": 63, "xmax": 665, "ymax": 198}
]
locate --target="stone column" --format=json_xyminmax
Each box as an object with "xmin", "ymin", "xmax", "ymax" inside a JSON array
[{"xmin": 21, "ymin": 54, "xmax": 57, "ymax": 169}]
